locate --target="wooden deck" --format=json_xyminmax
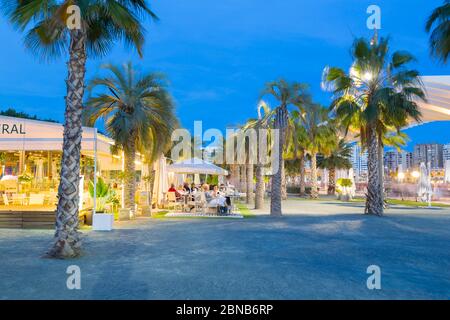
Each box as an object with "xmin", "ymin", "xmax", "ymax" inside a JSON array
[
  {"xmin": 0, "ymin": 211, "xmax": 55, "ymax": 229},
  {"xmin": 0, "ymin": 206, "xmax": 87, "ymax": 229}
]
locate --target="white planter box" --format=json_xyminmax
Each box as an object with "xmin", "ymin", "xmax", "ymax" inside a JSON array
[{"xmin": 92, "ymin": 213, "xmax": 114, "ymax": 231}]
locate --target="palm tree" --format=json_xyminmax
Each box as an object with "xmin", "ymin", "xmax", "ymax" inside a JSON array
[
  {"xmin": 3, "ymin": 0, "xmax": 158, "ymax": 258},
  {"xmin": 296, "ymin": 104, "xmax": 336, "ymax": 199},
  {"xmin": 143, "ymin": 124, "xmax": 178, "ymax": 215},
  {"xmin": 286, "ymin": 111, "xmax": 308, "ymax": 196},
  {"xmin": 260, "ymin": 80, "xmax": 310, "ymax": 216},
  {"xmin": 426, "ymin": 1, "xmax": 450, "ymax": 63},
  {"xmin": 323, "ymin": 37, "xmax": 425, "ymax": 216},
  {"xmin": 243, "ymin": 101, "xmax": 274, "ymax": 209},
  {"xmin": 317, "ymin": 139, "xmax": 352, "ymax": 195},
  {"xmin": 84, "ymin": 63, "xmax": 176, "ymax": 216}
]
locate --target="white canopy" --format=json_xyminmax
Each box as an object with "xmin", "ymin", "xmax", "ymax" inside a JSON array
[
  {"xmin": 0, "ymin": 115, "xmax": 123, "ymax": 170},
  {"xmin": 344, "ymin": 76, "xmax": 450, "ymax": 141},
  {"xmin": 167, "ymin": 158, "xmax": 229, "ymax": 176}
]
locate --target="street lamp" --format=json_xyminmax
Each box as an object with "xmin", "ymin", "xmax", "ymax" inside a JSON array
[
  {"xmin": 412, "ymin": 171, "xmax": 420, "ymax": 180},
  {"xmin": 398, "ymin": 172, "xmax": 406, "ymax": 201}
]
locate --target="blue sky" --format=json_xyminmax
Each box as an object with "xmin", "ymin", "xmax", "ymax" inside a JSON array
[{"xmin": 0, "ymin": 0, "xmax": 449, "ymax": 150}]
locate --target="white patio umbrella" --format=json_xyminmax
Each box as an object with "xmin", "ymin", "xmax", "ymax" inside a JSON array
[
  {"xmin": 141, "ymin": 162, "xmax": 149, "ymax": 193},
  {"xmin": 322, "ymin": 169, "xmax": 329, "ymax": 190},
  {"xmin": 167, "ymin": 158, "xmax": 229, "ymax": 176},
  {"xmin": 35, "ymin": 158, "xmax": 44, "ymax": 183},
  {"xmin": 51, "ymin": 160, "xmax": 58, "ymax": 179},
  {"xmin": 417, "ymin": 162, "xmax": 433, "ymax": 205},
  {"xmin": 426, "ymin": 162, "xmax": 433, "ymax": 207},
  {"xmin": 153, "ymin": 156, "xmax": 169, "ymax": 206},
  {"xmin": 141, "ymin": 162, "xmax": 149, "ymax": 178},
  {"xmin": 445, "ymin": 160, "xmax": 450, "ymax": 184},
  {"xmin": 348, "ymin": 168, "xmax": 356, "ymax": 197}
]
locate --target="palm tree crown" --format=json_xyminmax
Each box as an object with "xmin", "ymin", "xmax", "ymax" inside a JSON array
[
  {"xmin": 426, "ymin": 1, "xmax": 450, "ymax": 63},
  {"xmin": 317, "ymin": 139, "xmax": 352, "ymax": 171},
  {"xmin": 2, "ymin": 0, "xmax": 158, "ymax": 59},
  {"xmin": 324, "ymin": 37, "xmax": 425, "ymax": 144},
  {"xmin": 84, "ymin": 62, "xmax": 177, "ymax": 154}
]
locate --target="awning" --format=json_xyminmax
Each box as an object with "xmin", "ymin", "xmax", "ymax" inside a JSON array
[
  {"xmin": 167, "ymin": 158, "xmax": 229, "ymax": 176},
  {"xmin": 342, "ymin": 75, "xmax": 450, "ymax": 141},
  {"xmin": 416, "ymin": 76, "xmax": 450, "ymax": 123},
  {"xmin": 0, "ymin": 115, "xmax": 123, "ymax": 170}
]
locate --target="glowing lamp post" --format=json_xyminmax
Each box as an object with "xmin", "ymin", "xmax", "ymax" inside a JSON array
[{"xmin": 398, "ymin": 172, "xmax": 406, "ymax": 201}]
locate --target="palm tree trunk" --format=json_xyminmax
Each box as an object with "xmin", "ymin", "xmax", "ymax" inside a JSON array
[
  {"xmin": 47, "ymin": 30, "xmax": 86, "ymax": 259},
  {"xmin": 366, "ymin": 126, "xmax": 383, "ymax": 215},
  {"xmin": 246, "ymin": 163, "xmax": 254, "ymax": 204},
  {"xmin": 270, "ymin": 107, "xmax": 286, "ymax": 216},
  {"xmin": 255, "ymin": 164, "xmax": 264, "ymax": 209},
  {"xmin": 281, "ymin": 160, "xmax": 287, "ymax": 200},
  {"xmin": 328, "ymin": 167, "xmax": 336, "ymax": 195},
  {"xmin": 310, "ymin": 152, "xmax": 319, "ymax": 199},
  {"xmin": 378, "ymin": 137, "xmax": 385, "ymax": 206},
  {"xmin": 299, "ymin": 153, "xmax": 306, "ymax": 196},
  {"xmin": 123, "ymin": 138, "xmax": 136, "ymax": 214},
  {"xmin": 234, "ymin": 165, "xmax": 241, "ymax": 190},
  {"xmin": 230, "ymin": 164, "xmax": 239, "ymax": 189},
  {"xmin": 240, "ymin": 164, "xmax": 247, "ymax": 193}
]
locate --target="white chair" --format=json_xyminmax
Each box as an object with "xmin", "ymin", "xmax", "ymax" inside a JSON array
[
  {"xmin": 28, "ymin": 193, "xmax": 45, "ymax": 205},
  {"xmin": 2, "ymin": 194, "xmax": 9, "ymax": 206},
  {"xmin": 12, "ymin": 194, "xmax": 26, "ymax": 205},
  {"xmin": 193, "ymin": 193, "xmax": 205, "ymax": 213},
  {"xmin": 167, "ymin": 192, "xmax": 183, "ymax": 212},
  {"xmin": 200, "ymin": 192, "xmax": 219, "ymax": 215},
  {"xmin": 45, "ymin": 192, "xmax": 58, "ymax": 205}
]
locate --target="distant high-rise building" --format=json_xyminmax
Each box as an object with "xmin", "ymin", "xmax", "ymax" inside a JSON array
[
  {"xmin": 399, "ymin": 151, "xmax": 413, "ymax": 170},
  {"xmin": 413, "ymin": 143, "xmax": 443, "ymax": 169},
  {"xmin": 351, "ymin": 144, "xmax": 368, "ymax": 177},
  {"xmin": 384, "ymin": 150, "xmax": 413, "ymax": 172},
  {"xmin": 443, "ymin": 144, "xmax": 450, "ymax": 161},
  {"xmin": 384, "ymin": 151, "xmax": 399, "ymax": 172}
]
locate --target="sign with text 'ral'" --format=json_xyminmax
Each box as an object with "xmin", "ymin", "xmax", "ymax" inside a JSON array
[{"xmin": 1, "ymin": 123, "xmax": 26, "ymax": 135}]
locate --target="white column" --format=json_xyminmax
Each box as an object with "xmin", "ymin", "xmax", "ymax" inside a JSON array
[{"xmin": 93, "ymin": 128, "xmax": 98, "ymax": 214}]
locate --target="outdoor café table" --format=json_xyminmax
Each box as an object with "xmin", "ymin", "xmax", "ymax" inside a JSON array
[
  {"xmin": 226, "ymin": 194, "xmax": 239, "ymax": 213},
  {"xmin": 179, "ymin": 192, "xmax": 192, "ymax": 212}
]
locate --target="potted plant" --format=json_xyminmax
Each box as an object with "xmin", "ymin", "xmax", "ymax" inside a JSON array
[
  {"xmin": 336, "ymin": 178, "xmax": 353, "ymax": 201},
  {"xmin": 107, "ymin": 190, "xmax": 120, "ymax": 220},
  {"xmin": 18, "ymin": 172, "xmax": 33, "ymax": 193},
  {"xmin": 90, "ymin": 177, "xmax": 114, "ymax": 231}
]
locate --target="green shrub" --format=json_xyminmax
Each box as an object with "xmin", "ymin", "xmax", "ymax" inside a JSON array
[{"xmin": 88, "ymin": 177, "xmax": 117, "ymax": 213}]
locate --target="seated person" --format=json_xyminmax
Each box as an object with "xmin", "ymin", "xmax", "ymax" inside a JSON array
[
  {"xmin": 168, "ymin": 183, "xmax": 182, "ymax": 199},
  {"xmin": 207, "ymin": 185, "xmax": 228, "ymax": 207},
  {"xmin": 183, "ymin": 182, "xmax": 192, "ymax": 193}
]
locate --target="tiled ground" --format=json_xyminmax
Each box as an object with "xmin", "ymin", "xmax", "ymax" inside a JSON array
[{"xmin": 1, "ymin": 198, "xmax": 450, "ymax": 299}]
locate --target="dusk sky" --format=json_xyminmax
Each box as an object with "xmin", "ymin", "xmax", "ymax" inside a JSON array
[{"xmin": 0, "ymin": 0, "xmax": 449, "ymax": 150}]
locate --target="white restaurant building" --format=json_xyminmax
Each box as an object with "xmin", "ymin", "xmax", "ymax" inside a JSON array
[{"xmin": 0, "ymin": 115, "xmax": 131, "ymax": 209}]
